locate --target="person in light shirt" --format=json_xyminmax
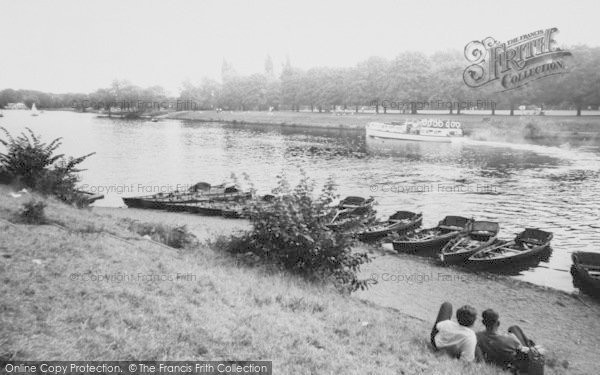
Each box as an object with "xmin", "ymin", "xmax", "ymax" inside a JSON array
[{"xmin": 430, "ymin": 302, "xmax": 478, "ymax": 361}]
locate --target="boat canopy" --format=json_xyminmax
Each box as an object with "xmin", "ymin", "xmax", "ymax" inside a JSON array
[
  {"xmin": 189, "ymin": 182, "xmax": 211, "ymax": 192},
  {"xmin": 470, "ymin": 221, "xmax": 500, "ymax": 235},
  {"xmin": 438, "ymin": 216, "xmax": 471, "ymax": 230},
  {"xmin": 515, "ymin": 228, "xmax": 553, "ymax": 245}
]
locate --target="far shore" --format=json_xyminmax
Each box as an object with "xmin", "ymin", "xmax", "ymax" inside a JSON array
[{"xmin": 165, "ymin": 110, "xmax": 600, "ymax": 142}]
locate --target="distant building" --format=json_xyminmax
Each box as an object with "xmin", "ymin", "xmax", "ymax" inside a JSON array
[{"xmin": 6, "ymin": 102, "xmax": 28, "ymax": 110}]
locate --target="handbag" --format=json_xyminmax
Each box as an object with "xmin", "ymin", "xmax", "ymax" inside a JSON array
[{"xmin": 512, "ymin": 339, "xmax": 545, "ymax": 375}]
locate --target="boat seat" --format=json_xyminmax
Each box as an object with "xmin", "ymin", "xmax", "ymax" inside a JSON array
[
  {"xmin": 580, "ymin": 264, "xmax": 600, "ymax": 271},
  {"xmin": 517, "ymin": 238, "xmax": 544, "ymax": 246},
  {"xmin": 439, "ymin": 225, "xmax": 462, "ymax": 231}
]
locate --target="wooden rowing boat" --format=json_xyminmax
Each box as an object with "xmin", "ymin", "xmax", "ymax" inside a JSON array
[
  {"xmin": 357, "ymin": 211, "xmax": 423, "ymax": 241},
  {"xmin": 467, "ymin": 228, "xmax": 553, "ymax": 267},
  {"xmin": 392, "ymin": 216, "xmax": 472, "ymax": 255},
  {"xmin": 337, "ymin": 196, "xmax": 375, "ymax": 216},
  {"xmin": 122, "ymin": 182, "xmax": 251, "ymax": 209},
  {"xmin": 327, "ymin": 196, "xmax": 376, "ymax": 230},
  {"xmin": 570, "ymin": 251, "xmax": 600, "ymax": 298},
  {"xmin": 439, "ymin": 221, "xmax": 499, "ymax": 264}
]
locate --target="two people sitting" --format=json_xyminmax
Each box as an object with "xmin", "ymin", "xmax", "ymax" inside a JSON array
[{"xmin": 430, "ymin": 301, "xmax": 544, "ymax": 372}]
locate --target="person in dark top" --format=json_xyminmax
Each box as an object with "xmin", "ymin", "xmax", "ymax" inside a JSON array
[{"xmin": 476, "ymin": 309, "xmax": 529, "ymax": 368}]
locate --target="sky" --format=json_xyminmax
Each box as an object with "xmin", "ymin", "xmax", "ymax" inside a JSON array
[{"xmin": 1, "ymin": 0, "xmax": 599, "ymax": 95}]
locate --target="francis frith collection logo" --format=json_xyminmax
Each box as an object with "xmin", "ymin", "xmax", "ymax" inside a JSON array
[{"xmin": 463, "ymin": 27, "xmax": 571, "ymax": 91}]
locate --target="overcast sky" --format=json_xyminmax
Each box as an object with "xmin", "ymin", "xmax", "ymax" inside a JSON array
[{"xmin": 1, "ymin": 0, "xmax": 598, "ymax": 95}]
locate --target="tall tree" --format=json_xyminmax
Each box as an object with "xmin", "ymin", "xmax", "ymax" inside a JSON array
[{"xmin": 386, "ymin": 52, "xmax": 432, "ymax": 114}]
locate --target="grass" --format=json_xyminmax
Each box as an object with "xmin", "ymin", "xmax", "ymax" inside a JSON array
[{"xmin": 0, "ymin": 185, "xmax": 573, "ymax": 373}]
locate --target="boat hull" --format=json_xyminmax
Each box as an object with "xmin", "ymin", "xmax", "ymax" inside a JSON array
[
  {"xmin": 467, "ymin": 239, "xmax": 552, "ymax": 267},
  {"xmin": 440, "ymin": 246, "xmax": 481, "ymax": 264},
  {"xmin": 122, "ymin": 192, "xmax": 252, "ymax": 209},
  {"xmin": 393, "ymin": 231, "xmax": 461, "ymax": 255},
  {"xmin": 357, "ymin": 214, "xmax": 422, "ymax": 241},
  {"xmin": 571, "ymin": 252, "xmax": 600, "ymax": 298},
  {"xmin": 163, "ymin": 202, "xmax": 246, "ymax": 218},
  {"xmin": 366, "ymin": 128, "xmax": 454, "ymax": 143}
]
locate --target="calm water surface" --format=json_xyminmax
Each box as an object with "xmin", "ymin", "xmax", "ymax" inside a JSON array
[{"xmin": 2, "ymin": 110, "xmax": 599, "ymax": 292}]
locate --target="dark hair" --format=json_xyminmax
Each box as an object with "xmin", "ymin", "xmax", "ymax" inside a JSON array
[
  {"xmin": 456, "ymin": 305, "xmax": 477, "ymax": 326},
  {"xmin": 482, "ymin": 309, "xmax": 499, "ymax": 328}
]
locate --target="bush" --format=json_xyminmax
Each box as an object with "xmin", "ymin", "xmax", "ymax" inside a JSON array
[
  {"xmin": 217, "ymin": 173, "xmax": 371, "ymax": 292},
  {"xmin": 0, "ymin": 127, "xmax": 94, "ymax": 205},
  {"xmin": 18, "ymin": 200, "xmax": 47, "ymax": 225}
]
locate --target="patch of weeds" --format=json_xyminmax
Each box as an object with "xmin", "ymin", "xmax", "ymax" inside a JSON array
[
  {"xmin": 16, "ymin": 200, "xmax": 47, "ymax": 225},
  {"xmin": 127, "ymin": 220, "xmax": 197, "ymax": 249},
  {"xmin": 73, "ymin": 223, "xmax": 106, "ymax": 235}
]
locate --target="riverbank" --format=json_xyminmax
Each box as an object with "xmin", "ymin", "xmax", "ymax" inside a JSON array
[
  {"xmin": 1, "ymin": 187, "xmax": 597, "ymax": 374},
  {"xmin": 97, "ymin": 207, "xmax": 600, "ymax": 374},
  {"xmin": 167, "ymin": 110, "xmax": 600, "ymax": 142}
]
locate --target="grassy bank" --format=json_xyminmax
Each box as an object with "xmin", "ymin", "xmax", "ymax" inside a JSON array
[
  {"xmin": 0, "ymin": 186, "xmax": 596, "ymax": 373},
  {"xmin": 167, "ymin": 111, "xmax": 600, "ymax": 142}
]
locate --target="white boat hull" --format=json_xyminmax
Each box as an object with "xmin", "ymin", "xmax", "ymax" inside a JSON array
[{"xmin": 366, "ymin": 128, "xmax": 454, "ymax": 143}]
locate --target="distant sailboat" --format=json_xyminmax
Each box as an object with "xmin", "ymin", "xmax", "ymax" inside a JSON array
[{"xmin": 31, "ymin": 103, "xmax": 39, "ymax": 116}]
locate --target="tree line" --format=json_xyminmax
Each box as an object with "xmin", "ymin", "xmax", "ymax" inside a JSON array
[{"xmin": 1, "ymin": 45, "xmax": 599, "ymax": 116}]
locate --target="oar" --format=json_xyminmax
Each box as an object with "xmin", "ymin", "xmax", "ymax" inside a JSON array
[
  {"xmin": 330, "ymin": 209, "xmax": 347, "ymax": 224},
  {"xmin": 451, "ymin": 237, "xmax": 467, "ymax": 251},
  {"xmin": 536, "ymin": 264, "xmax": 570, "ymax": 273}
]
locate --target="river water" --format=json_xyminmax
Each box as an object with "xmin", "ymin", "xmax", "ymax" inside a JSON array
[{"xmin": 1, "ymin": 110, "xmax": 599, "ymax": 292}]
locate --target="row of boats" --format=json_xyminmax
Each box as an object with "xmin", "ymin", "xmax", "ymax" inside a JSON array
[
  {"xmin": 122, "ymin": 182, "xmax": 256, "ymax": 218},
  {"xmin": 327, "ymin": 197, "xmax": 554, "ymax": 267},
  {"xmin": 122, "ymin": 186, "xmax": 600, "ymax": 298},
  {"xmin": 329, "ymin": 196, "xmax": 600, "ymax": 299}
]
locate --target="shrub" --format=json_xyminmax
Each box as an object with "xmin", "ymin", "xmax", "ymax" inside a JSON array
[
  {"xmin": 18, "ymin": 200, "xmax": 47, "ymax": 225},
  {"xmin": 0, "ymin": 127, "xmax": 94, "ymax": 205},
  {"xmin": 217, "ymin": 173, "xmax": 371, "ymax": 292}
]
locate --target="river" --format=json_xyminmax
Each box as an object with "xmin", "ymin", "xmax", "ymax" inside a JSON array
[{"xmin": 1, "ymin": 110, "xmax": 599, "ymax": 292}]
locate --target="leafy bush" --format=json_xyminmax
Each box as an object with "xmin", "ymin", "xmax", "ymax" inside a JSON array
[
  {"xmin": 18, "ymin": 200, "xmax": 47, "ymax": 225},
  {"xmin": 0, "ymin": 127, "xmax": 94, "ymax": 204},
  {"xmin": 217, "ymin": 173, "xmax": 371, "ymax": 292}
]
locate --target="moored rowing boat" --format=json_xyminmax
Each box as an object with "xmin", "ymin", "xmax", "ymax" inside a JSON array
[
  {"xmin": 392, "ymin": 216, "xmax": 472, "ymax": 255},
  {"xmin": 357, "ymin": 211, "xmax": 422, "ymax": 241},
  {"xmin": 327, "ymin": 196, "xmax": 376, "ymax": 230},
  {"xmin": 570, "ymin": 251, "xmax": 600, "ymax": 299},
  {"xmin": 439, "ymin": 221, "xmax": 499, "ymax": 264},
  {"xmin": 467, "ymin": 228, "xmax": 553, "ymax": 267}
]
